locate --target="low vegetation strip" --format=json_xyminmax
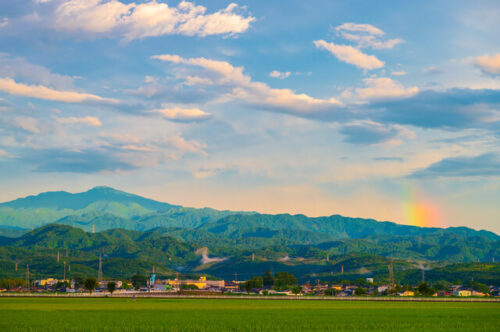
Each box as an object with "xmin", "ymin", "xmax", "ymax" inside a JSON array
[
  {"xmin": 1, "ymin": 292, "xmax": 499, "ymax": 302},
  {"xmin": 1, "ymin": 298, "xmax": 499, "ymax": 331}
]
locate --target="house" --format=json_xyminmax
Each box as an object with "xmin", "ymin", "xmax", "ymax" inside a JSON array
[
  {"xmin": 398, "ymin": 290, "xmax": 415, "ymax": 297},
  {"xmin": 453, "ymin": 289, "xmax": 472, "ymax": 297},
  {"xmin": 165, "ymin": 276, "xmax": 225, "ymax": 290},
  {"xmin": 224, "ymin": 281, "xmax": 240, "ymax": 291},
  {"xmin": 377, "ymin": 285, "xmax": 390, "ymax": 293},
  {"xmin": 471, "ymin": 290, "xmax": 487, "ymax": 297}
]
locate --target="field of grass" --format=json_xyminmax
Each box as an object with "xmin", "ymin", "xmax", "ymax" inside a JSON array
[{"xmin": 0, "ymin": 297, "xmax": 499, "ymax": 331}]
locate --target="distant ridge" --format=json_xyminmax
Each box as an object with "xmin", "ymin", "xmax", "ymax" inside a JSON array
[
  {"xmin": 0, "ymin": 187, "xmax": 498, "ymax": 242},
  {"xmin": 0, "ymin": 186, "xmax": 176, "ymax": 211}
]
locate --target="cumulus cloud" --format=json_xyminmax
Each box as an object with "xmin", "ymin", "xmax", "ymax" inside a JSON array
[
  {"xmin": 269, "ymin": 70, "xmax": 291, "ymax": 79},
  {"xmin": 314, "ymin": 40, "xmax": 384, "ymax": 70},
  {"xmin": 391, "ymin": 71, "xmax": 407, "ymax": 76},
  {"xmin": 352, "ymin": 77, "xmax": 418, "ymax": 100},
  {"xmin": 474, "ymin": 53, "xmax": 500, "ymax": 75},
  {"xmin": 412, "ymin": 153, "xmax": 500, "ymax": 178},
  {"xmin": 152, "ymin": 54, "xmax": 344, "ymax": 117},
  {"xmin": 49, "ymin": 0, "xmax": 255, "ymax": 40},
  {"xmin": 0, "ymin": 77, "xmax": 117, "ymax": 104},
  {"xmin": 56, "ymin": 116, "xmax": 102, "ymax": 126},
  {"xmin": 335, "ymin": 23, "xmax": 403, "ymax": 49},
  {"xmin": 152, "ymin": 106, "xmax": 212, "ymax": 122}
]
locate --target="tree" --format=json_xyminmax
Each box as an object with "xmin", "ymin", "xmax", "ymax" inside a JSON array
[
  {"xmin": 181, "ymin": 284, "xmax": 198, "ymax": 290},
  {"xmin": 107, "ymin": 282, "xmax": 117, "ymax": 295},
  {"xmin": 291, "ymin": 286, "xmax": 302, "ymax": 295},
  {"xmin": 418, "ymin": 282, "xmax": 435, "ymax": 296},
  {"xmin": 251, "ymin": 276, "xmax": 263, "ymax": 289},
  {"xmin": 273, "ymin": 272, "xmax": 298, "ymax": 290},
  {"xmin": 84, "ymin": 277, "xmax": 98, "ymax": 294},
  {"xmin": 324, "ymin": 288, "xmax": 338, "ymax": 296},
  {"xmin": 263, "ymin": 270, "xmax": 274, "ymax": 287},
  {"xmin": 467, "ymin": 281, "xmax": 489, "ymax": 294},
  {"xmin": 244, "ymin": 281, "xmax": 253, "ymax": 293},
  {"xmin": 131, "ymin": 274, "xmax": 148, "ymax": 290},
  {"xmin": 73, "ymin": 276, "xmax": 84, "ymax": 289},
  {"xmin": 122, "ymin": 282, "xmax": 132, "ymax": 290},
  {"xmin": 354, "ymin": 287, "xmax": 366, "ymax": 296}
]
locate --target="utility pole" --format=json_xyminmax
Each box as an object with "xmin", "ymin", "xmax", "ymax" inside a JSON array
[
  {"xmin": 341, "ymin": 265, "xmax": 344, "ymax": 274},
  {"xmin": 63, "ymin": 262, "xmax": 66, "ymax": 281},
  {"xmin": 326, "ymin": 253, "xmax": 329, "ymax": 262},
  {"xmin": 251, "ymin": 253, "xmax": 255, "ymax": 262},
  {"xmin": 97, "ymin": 251, "xmax": 103, "ymax": 282},
  {"xmin": 15, "ymin": 262, "xmax": 18, "ymax": 272},
  {"xmin": 26, "ymin": 264, "xmax": 30, "ymax": 289},
  {"xmin": 92, "ymin": 224, "xmax": 95, "ymax": 234},
  {"xmin": 389, "ymin": 259, "xmax": 394, "ymax": 285},
  {"xmin": 234, "ymin": 272, "xmax": 238, "ymax": 282},
  {"xmin": 57, "ymin": 250, "xmax": 60, "ymax": 263},
  {"xmin": 421, "ymin": 268, "xmax": 425, "ymax": 283}
]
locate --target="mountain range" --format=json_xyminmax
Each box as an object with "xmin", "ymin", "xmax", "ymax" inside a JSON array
[{"xmin": 0, "ymin": 186, "xmax": 498, "ymax": 284}]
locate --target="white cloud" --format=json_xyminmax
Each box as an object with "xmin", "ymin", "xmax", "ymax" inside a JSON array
[
  {"xmin": 12, "ymin": 117, "xmax": 41, "ymax": 134},
  {"xmin": 152, "ymin": 54, "xmax": 343, "ymax": 116},
  {"xmin": 51, "ymin": 0, "xmax": 255, "ymax": 40},
  {"xmin": 334, "ymin": 23, "xmax": 403, "ymax": 49},
  {"xmin": 0, "ymin": 54, "xmax": 74, "ymax": 90},
  {"xmin": 351, "ymin": 77, "xmax": 418, "ymax": 100},
  {"xmin": 474, "ymin": 53, "xmax": 500, "ymax": 75},
  {"xmin": 0, "ymin": 77, "xmax": 117, "ymax": 104},
  {"xmin": 335, "ymin": 23, "xmax": 384, "ymax": 36},
  {"xmin": 269, "ymin": 70, "xmax": 291, "ymax": 79},
  {"xmin": 0, "ymin": 149, "xmax": 14, "ymax": 158},
  {"xmin": 0, "ymin": 18, "xmax": 8, "ymax": 28},
  {"xmin": 56, "ymin": 116, "xmax": 102, "ymax": 126},
  {"xmin": 391, "ymin": 71, "xmax": 407, "ymax": 76},
  {"xmin": 153, "ymin": 106, "xmax": 212, "ymax": 122},
  {"xmin": 314, "ymin": 40, "xmax": 384, "ymax": 70}
]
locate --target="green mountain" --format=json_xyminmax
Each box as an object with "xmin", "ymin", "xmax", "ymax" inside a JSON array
[
  {"xmin": 1, "ymin": 187, "xmax": 497, "ymax": 243},
  {"xmin": 1, "ymin": 224, "xmax": 498, "ymax": 286}
]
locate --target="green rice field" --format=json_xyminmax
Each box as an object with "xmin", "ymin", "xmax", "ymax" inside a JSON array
[{"xmin": 0, "ymin": 297, "xmax": 499, "ymax": 331}]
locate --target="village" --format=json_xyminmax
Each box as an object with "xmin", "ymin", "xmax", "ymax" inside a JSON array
[{"xmin": 1, "ymin": 273, "xmax": 498, "ymax": 298}]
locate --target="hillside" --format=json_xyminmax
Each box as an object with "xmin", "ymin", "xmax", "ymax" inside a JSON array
[{"xmin": 0, "ymin": 224, "xmax": 498, "ymax": 285}]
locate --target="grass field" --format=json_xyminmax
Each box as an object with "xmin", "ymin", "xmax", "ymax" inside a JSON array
[{"xmin": 0, "ymin": 297, "xmax": 499, "ymax": 331}]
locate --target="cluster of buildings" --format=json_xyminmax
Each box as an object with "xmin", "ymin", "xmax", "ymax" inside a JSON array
[{"xmin": 2, "ymin": 276, "xmax": 498, "ymax": 298}]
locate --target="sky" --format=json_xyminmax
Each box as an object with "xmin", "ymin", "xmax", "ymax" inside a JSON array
[{"xmin": 0, "ymin": 0, "xmax": 499, "ymax": 233}]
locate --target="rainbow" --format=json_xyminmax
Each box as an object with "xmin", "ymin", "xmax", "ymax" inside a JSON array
[{"xmin": 402, "ymin": 184, "xmax": 440, "ymax": 228}]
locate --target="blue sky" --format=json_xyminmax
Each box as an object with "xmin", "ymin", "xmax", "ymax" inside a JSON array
[{"xmin": 0, "ymin": 0, "xmax": 499, "ymax": 232}]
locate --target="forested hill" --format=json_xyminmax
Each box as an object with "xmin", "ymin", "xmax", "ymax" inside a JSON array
[{"xmin": 0, "ymin": 224, "xmax": 499, "ymax": 285}]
